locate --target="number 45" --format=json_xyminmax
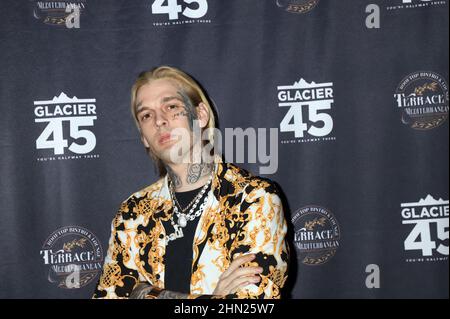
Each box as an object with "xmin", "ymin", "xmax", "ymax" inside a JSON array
[
  {"xmin": 35, "ymin": 117, "xmax": 96, "ymax": 155},
  {"xmin": 280, "ymin": 101, "xmax": 333, "ymax": 138},
  {"xmin": 403, "ymin": 219, "xmax": 449, "ymax": 256},
  {"xmin": 152, "ymin": 0, "xmax": 208, "ymax": 20}
]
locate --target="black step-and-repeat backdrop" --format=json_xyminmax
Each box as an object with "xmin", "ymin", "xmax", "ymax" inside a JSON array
[{"xmin": 0, "ymin": 0, "xmax": 448, "ymax": 298}]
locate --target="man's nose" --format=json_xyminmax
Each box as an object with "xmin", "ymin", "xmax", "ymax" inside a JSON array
[{"xmin": 154, "ymin": 111, "xmax": 168, "ymax": 127}]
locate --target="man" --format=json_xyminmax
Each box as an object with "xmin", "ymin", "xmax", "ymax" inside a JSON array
[{"xmin": 93, "ymin": 66, "xmax": 289, "ymax": 299}]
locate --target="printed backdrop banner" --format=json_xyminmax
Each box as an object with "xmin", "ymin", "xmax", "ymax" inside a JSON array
[{"xmin": 0, "ymin": 0, "xmax": 448, "ymax": 298}]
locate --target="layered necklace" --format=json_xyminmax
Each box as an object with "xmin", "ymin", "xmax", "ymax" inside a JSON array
[{"xmin": 165, "ymin": 173, "xmax": 213, "ymax": 243}]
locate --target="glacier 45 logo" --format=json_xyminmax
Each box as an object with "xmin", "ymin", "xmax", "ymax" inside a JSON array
[
  {"xmin": 151, "ymin": 0, "xmax": 209, "ymax": 22},
  {"xmin": 387, "ymin": 0, "xmax": 448, "ymax": 10},
  {"xmin": 34, "ymin": 92, "xmax": 98, "ymax": 160},
  {"xmin": 401, "ymin": 0, "xmax": 446, "ymax": 3},
  {"xmin": 278, "ymin": 78, "xmax": 335, "ymax": 143},
  {"xmin": 401, "ymin": 195, "xmax": 449, "ymax": 262}
]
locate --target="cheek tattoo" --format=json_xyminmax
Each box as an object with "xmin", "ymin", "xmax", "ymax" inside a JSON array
[{"xmin": 172, "ymin": 111, "xmax": 189, "ymax": 120}]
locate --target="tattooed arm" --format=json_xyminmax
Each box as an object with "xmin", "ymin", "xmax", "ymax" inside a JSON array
[
  {"xmin": 129, "ymin": 283, "xmax": 189, "ymax": 299},
  {"xmin": 129, "ymin": 255, "xmax": 261, "ymax": 299},
  {"xmin": 157, "ymin": 290, "xmax": 190, "ymax": 299}
]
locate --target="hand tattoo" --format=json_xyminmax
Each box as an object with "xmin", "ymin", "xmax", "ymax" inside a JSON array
[
  {"xmin": 129, "ymin": 283, "xmax": 154, "ymax": 299},
  {"xmin": 129, "ymin": 283, "xmax": 189, "ymax": 299},
  {"xmin": 157, "ymin": 290, "xmax": 189, "ymax": 299}
]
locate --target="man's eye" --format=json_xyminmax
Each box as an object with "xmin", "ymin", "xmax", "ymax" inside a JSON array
[
  {"xmin": 141, "ymin": 113, "xmax": 152, "ymax": 121},
  {"xmin": 168, "ymin": 104, "xmax": 178, "ymax": 110}
]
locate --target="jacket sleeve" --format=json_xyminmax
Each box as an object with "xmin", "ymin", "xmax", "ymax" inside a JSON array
[
  {"xmin": 190, "ymin": 181, "xmax": 290, "ymax": 299},
  {"xmin": 92, "ymin": 202, "xmax": 141, "ymax": 299}
]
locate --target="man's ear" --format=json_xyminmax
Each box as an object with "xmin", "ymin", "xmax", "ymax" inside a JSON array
[
  {"xmin": 141, "ymin": 134, "xmax": 150, "ymax": 148},
  {"xmin": 196, "ymin": 102, "xmax": 210, "ymax": 129}
]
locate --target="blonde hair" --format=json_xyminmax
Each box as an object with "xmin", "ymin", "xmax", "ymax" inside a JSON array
[{"xmin": 130, "ymin": 66, "xmax": 217, "ymax": 177}]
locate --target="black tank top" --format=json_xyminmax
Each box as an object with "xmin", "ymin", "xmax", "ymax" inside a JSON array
[{"xmin": 163, "ymin": 183, "xmax": 211, "ymax": 293}]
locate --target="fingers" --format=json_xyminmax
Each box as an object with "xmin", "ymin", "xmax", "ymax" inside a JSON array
[
  {"xmin": 223, "ymin": 266, "xmax": 262, "ymax": 294},
  {"xmin": 226, "ymin": 274, "xmax": 261, "ymax": 294},
  {"xmin": 213, "ymin": 253, "xmax": 265, "ymax": 296},
  {"xmin": 221, "ymin": 254, "xmax": 256, "ymax": 279},
  {"xmin": 224, "ymin": 266, "xmax": 263, "ymax": 283}
]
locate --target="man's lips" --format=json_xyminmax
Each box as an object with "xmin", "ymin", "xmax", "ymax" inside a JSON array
[{"xmin": 158, "ymin": 133, "xmax": 173, "ymax": 144}]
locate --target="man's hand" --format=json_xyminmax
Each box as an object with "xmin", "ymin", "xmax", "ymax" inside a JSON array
[
  {"xmin": 130, "ymin": 254, "xmax": 263, "ymax": 298},
  {"xmin": 129, "ymin": 282, "xmax": 154, "ymax": 299},
  {"xmin": 129, "ymin": 283, "xmax": 189, "ymax": 299},
  {"xmin": 213, "ymin": 254, "xmax": 263, "ymax": 296}
]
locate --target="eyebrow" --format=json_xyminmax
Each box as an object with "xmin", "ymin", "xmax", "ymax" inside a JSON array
[
  {"xmin": 136, "ymin": 96, "xmax": 183, "ymax": 113},
  {"xmin": 162, "ymin": 96, "xmax": 183, "ymax": 103},
  {"xmin": 136, "ymin": 103, "xmax": 149, "ymax": 114}
]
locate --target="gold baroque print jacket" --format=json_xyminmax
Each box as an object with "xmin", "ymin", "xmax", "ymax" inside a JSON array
[{"xmin": 93, "ymin": 158, "xmax": 289, "ymax": 299}]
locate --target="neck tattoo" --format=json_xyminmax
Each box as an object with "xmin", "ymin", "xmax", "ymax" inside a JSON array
[
  {"xmin": 166, "ymin": 166, "xmax": 182, "ymax": 188},
  {"xmin": 166, "ymin": 163, "xmax": 213, "ymax": 189},
  {"xmin": 187, "ymin": 163, "xmax": 213, "ymax": 184}
]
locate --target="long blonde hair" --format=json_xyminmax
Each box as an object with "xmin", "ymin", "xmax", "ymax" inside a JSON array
[{"xmin": 130, "ymin": 66, "xmax": 217, "ymax": 177}]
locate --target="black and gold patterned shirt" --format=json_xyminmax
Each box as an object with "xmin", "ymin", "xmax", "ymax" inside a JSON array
[{"xmin": 93, "ymin": 157, "xmax": 289, "ymax": 299}]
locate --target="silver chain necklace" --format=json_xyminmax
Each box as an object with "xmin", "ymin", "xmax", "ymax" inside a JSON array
[
  {"xmin": 170, "ymin": 176, "xmax": 210, "ymax": 214},
  {"xmin": 165, "ymin": 174, "xmax": 213, "ymax": 242}
]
